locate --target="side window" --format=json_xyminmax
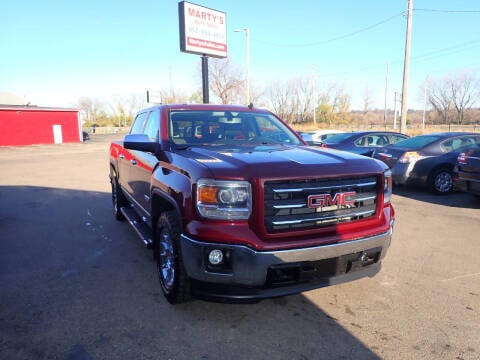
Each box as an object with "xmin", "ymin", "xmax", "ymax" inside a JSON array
[
  {"xmin": 143, "ymin": 110, "xmax": 160, "ymax": 141},
  {"xmin": 450, "ymin": 138, "xmax": 463, "ymax": 150},
  {"xmin": 441, "ymin": 138, "xmax": 463, "ymax": 152},
  {"xmin": 390, "ymin": 135, "xmax": 406, "ymax": 144},
  {"xmin": 457, "ymin": 136, "xmax": 477, "ymax": 148},
  {"xmin": 130, "ymin": 112, "xmax": 148, "ymax": 134},
  {"xmin": 441, "ymin": 138, "xmax": 466, "ymax": 152},
  {"xmin": 365, "ymin": 134, "xmax": 389, "ymax": 147},
  {"xmin": 441, "ymin": 139, "xmax": 453, "ymax": 152},
  {"xmin": 354, "ymin": 136, "xmax": 369, "ymax": 147},
  {"xmin": 377, "ymin": 135, "xmax": 388, "ymax": 146}
]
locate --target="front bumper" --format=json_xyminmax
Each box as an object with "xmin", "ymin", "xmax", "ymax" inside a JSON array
[
  {"xmin": 392, "ymin": 162, "xmax": 424, "ymax": 185},
  {"xmin": 180, "ymin": 227, "xmax": 393, "ymax": 302}
]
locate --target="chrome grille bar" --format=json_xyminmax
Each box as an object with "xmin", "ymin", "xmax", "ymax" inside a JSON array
[{"xmin": 272, "ymin": 181, "xmax": 377, "ymax": 194}]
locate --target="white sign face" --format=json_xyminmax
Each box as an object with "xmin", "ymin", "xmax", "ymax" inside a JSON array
[{"xmin": 179, "ymin": 1, "xmax": 227, "ymax": 58}]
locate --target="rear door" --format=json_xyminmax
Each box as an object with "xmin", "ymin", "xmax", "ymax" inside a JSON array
[{"xmin": 118, "ymin": 111, "xmax": 149, "ymax": 195}]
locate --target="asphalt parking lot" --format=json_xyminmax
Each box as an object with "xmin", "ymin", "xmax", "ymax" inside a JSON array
[{"xmin": 1, "ymin": 134, "xmax": 479, "ymax": 360}]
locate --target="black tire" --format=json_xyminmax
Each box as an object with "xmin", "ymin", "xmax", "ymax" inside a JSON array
[
  {"xmin": 430, "ymin": 168, "xmax": 453, "ymax": 195},
  {"xmin": 155, "ymin": 211, "xmax": 191, "ymax": 304},
  {"xmin": 110, "ymin": 171, "xmax": 127, "ymax": 221}
]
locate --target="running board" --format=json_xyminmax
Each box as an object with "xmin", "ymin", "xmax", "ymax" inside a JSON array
[{"xmin": 120, "ymin": 207, "xmax": 153, "ymax": 248}]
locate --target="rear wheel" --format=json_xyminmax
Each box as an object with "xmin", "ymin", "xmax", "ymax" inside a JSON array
[
  {"xmin": 155, "ymin": 211, "xmax": 190, "ymax": 304},
  {"xmin": 430, "ymin": 168, "xmax": 453, "ymax": 195},
  {"xmin": 110, "ymin": 171, "xmax": 127, "ymax": 220}
]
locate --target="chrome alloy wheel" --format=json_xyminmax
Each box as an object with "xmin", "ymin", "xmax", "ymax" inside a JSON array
[
  {"xmin": 158, "ymin": 230, "xmax": 176, "ymax": 291},
  {"xmin": 111, "ymin": 180, "xmax": 119, "ymax": 214},
  {"xmin": 434, "ymin": 170, "xmax": 453, "ymax": 194}
]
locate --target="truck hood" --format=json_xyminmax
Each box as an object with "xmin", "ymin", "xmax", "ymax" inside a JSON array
[{"xmin": 179, "ymin": 144, "xmax": 387, "ymax": 179}]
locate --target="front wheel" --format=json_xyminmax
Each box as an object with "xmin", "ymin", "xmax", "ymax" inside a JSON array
[
  {"xmin": 155, "ymin": 211, "xmax": 190, "ymax": 304},
  {"xmin": 430, "ymin": 168, "xmax": 453, "ymax": 194}
]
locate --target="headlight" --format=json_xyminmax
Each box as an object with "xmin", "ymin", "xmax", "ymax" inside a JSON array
[
  {"xmin": 399, "ymin": 151, "xmax": 424, "ymax": 163},
  {"xmin": 197, "ymin": 179, "xmax": 252, "ymax": 220},
  {"xmin": 384, "ymin": 170, "xmax": 392, "ymax": 204}
]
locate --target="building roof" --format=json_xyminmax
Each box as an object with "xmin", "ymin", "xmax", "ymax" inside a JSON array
[{"xmin": 0, "ymin": 104, "xmax": 78, "ymax": 112}]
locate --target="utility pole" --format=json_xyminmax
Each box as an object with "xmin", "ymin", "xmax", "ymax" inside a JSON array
[
  {"xmin": 234, "ymin": 28, "xmax": 250, "ymax": 105},
  {"xmin": 393, "ymin": 92, "xmax": 399, "ymax": 130},
  {"xmin": 312, "ymin": 66, "xmax": 316, "ymax": 126},
  {"xmin": 422, "ymin": 79, "xmax": 428, "ymax": 131},
  {"xmin": 201, "ymin": 55, "xmax": 209, "ymax": 104},
  {"xmin": 400, "ymin": 0, "xmax": 413, "ymax": 134},
  {"xmin": 245, "ymin": 28, "xmax": 250, "ymax": 105},
  {"xmin": 383, "ymin": 62, "xmax": 389, "ymax": 130}
]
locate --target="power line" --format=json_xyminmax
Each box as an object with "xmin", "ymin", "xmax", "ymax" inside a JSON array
[
  {"xmin": 414, "ymin": 8, "xmax": 480, "ymax": 13},
  {"xmin": 411, "ymin": 39, "xmax": 480, "ymax": 62},
  {"xmin": 251, "ymin": 9, "xmax": 479, "ymax": 49},
  {"xmin": 251, "ymin": 12, "xmax": 403, "ymax": 48},
  {"xmin": 313, "ymin": 38, "xmax": 480, "ymax": 80}
]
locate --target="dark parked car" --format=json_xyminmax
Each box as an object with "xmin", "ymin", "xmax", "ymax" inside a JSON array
[
  {"xmin": 454, "ymin": 145, "xmax": 480, "ymax": 198},
  {"xmin": 374, "ymin": 132, "xmax": 480, "ymax": 194},
  {"xmin": 320, "ymin": 131, "xmax": 409, "ymax": 156}
]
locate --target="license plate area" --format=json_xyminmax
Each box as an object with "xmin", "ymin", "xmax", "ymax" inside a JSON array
[{"xmin": 266, "ymin": 247, "xmax": 382, "ymax": 287}]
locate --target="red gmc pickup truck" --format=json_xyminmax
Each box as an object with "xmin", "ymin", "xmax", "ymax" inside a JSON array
[{"xmin": 109, "ymin": 103, "xmax": 394, "ymax": 304}]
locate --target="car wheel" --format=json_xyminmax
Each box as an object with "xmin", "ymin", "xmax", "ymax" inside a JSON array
[
  {"xmin": 155, "ymin": 211, "xmax": 190, "ymax": 304},
  {"xmin": 430, "ymin": 168, "xmax": 453, "ymax": 195},
  {"xmin": 110, "ymin": 171, "xmax": 127, "ymax": 220}
]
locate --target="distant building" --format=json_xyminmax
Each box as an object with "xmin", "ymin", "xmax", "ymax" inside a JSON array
[{"xmin": 0, "ymin": 105, "xmax": 81, "ymax": 146}]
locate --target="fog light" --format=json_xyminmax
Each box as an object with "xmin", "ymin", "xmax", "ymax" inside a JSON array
[{"xmin": 208, "ymin": 249, "xmax": 224, "ymax": 265}]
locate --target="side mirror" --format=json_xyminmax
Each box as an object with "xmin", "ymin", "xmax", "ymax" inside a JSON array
[{"xmin": 123, "ymin": 134, "xmax": 160, "ymax": 153}]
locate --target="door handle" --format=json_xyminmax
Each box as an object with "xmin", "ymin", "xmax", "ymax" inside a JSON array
[
  {"xmin": 131, "ymin": 159, "xmax": 137, "ymax": 165},
  {"xmin": 119, "ymin": 154, "xmax": 125, "ymax": 159}
]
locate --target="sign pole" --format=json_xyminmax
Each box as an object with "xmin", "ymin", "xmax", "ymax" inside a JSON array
[{"xmin": 202, "ymin": 55, "xmax": 209, "ymax": 104}]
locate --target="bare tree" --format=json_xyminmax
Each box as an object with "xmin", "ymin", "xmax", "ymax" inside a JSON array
[
  {"xmin": 448, "ymin": 70, "xmax": 479, "ymax": 124},
  {"xmin": 316, "ymin": 84, "xmax": 351, "ymax": 126},
  {"xmin": 290, "ymin": 77, "xmax": 313, "ymax": 123},
  {"xmin": 317, "ymin": 98, "xmax": 334, "ymax": 125},
  {"xmin": 265, "ymin": 80, "xmax": 295, "ymax": 122},
  {"xmin": 362, "ymin": 87, "xmax": 372, "ymax": 115},
  {"xmin": 207, "ymin": 57, "xmax": 244, "ymax": 104},
  {"xmin": 427, "ymin": 77, "xmax": 452, "ymax": 124},
  {"xmin": 76, "ymin": 97, "xmax": 108, "ymax": 125},
  {"xmin": 335, "ymin": 90, "xmax": 351, "ymax": 124},
  {"xmin": 111, "ymin": 94, "xmax": 143, "ymax": 127},
  {"xmin": 158, "ymin": 89, "xmax": 190, "ymax": 105},
  {"xmin": 426, "ymin": 70, "xmax": 480, "ymax": 124}
]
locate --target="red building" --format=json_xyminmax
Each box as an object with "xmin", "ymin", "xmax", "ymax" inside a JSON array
[{"xmin": 0, "ymin": 105, "xmax": 81, "ymax": 146}]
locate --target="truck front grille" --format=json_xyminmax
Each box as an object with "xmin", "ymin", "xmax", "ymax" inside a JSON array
[{"xmin": 264, "ymin": 176, "xmax": 378, "ymax": 232}]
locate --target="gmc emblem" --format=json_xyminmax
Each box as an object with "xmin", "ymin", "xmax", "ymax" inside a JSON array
[{"xmin": 307, "ymin": 191, "xmax": 356, "ymax": 208}]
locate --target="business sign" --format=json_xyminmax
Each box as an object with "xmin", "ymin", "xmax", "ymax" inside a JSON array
[{"xmin": 178, "ymin": 1, "xmax": 227, "ymax": 58}]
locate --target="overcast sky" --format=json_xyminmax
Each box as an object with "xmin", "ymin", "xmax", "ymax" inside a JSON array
[{"xmin": 1, "ymin": 0, "xmax": 479, "ymax": 110}]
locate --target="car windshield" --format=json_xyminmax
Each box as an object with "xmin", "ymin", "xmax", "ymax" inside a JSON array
[
  {"xmin": 392, "ymin": 135, "xmax": 443, "ymax": 149},
  {"xmin": 168, "ymin": 110, "xmax": 302, "ymax": 147},
  {"xmin": 323, "ymin": 132, "xmax": 356, "ymax": 144}
]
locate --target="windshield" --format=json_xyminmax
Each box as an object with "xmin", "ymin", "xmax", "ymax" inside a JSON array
[
  {"xmin": 168, "ymin": 110, "xmax": 302, "ymax": 147},
  {"xmin": 392, "ymin": 135, "xmax": 442, "ymax": 149}
]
